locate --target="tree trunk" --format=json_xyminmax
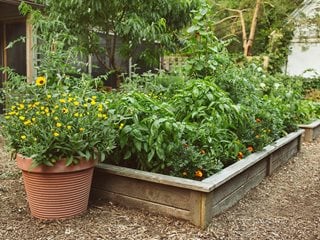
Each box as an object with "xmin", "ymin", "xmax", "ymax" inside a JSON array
[{"xmin": 244, "ymin": 0, "xmax": 261, "ymax": 56}]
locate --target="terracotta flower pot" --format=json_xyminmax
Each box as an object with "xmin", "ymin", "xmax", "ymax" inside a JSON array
[{"xmin": 16, "ymin": 154, "xmax": 96, "ymax": 220}]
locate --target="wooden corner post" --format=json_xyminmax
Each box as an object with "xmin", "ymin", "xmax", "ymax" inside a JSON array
[{"xmin": 26, "ymin": 14, "xmax": 34, "ymax": 83}]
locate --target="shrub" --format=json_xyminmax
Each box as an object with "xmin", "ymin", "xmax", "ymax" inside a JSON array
[{"xmin": 0, "ymin": 70, "xmax": 116, "ymax": 166}]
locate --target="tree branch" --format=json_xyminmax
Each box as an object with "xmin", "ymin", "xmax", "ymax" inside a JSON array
[{"xmin": 245, "ymin": 0, "xmax": 262, "ymax": 56}]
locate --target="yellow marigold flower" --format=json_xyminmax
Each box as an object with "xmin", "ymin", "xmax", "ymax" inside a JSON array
[
  {"xmin": 54, "ymin": 116, "xmax": 59, "ymax": 121},
  {"xmin": 91, "ymin": 100, "xmax": 96, "ymax": 105},
  {"xmin": 59, "ymin": 99, "xmax": 66, "ymax": 103},
  {"xmin": 28, "ymin": 104, "xmax": 32, "ymax": 108},
  {"xmin": 103, "ymin": 114, "xmax": 108, "ymax": 119},
  {"xmin": 56, "ymin": 122, "xmax": 62, "ymax": 127},
  {"xmin": 74, "ymin": 113, "xmax": 79, "ymax": 117},
  {"xmin": 19, "ymin": 116, "xmax": 26, "ymax": 121},
  {"xmin": 62, "ymin": 108, "xmax": 69, "ymax": 113},
  {"xmin": 68, "ymin": 97, "xmax": 73, "ymax": 102},
  {"xmin": 32, "ymin": 118, "xmax": 36, "ymax": 122},
  {"xmin": 119, "ymin": 123, "xmax": 125, "ymax": 129},
  {"xmin": 40, "ymin": 106, "xmax": 45, "ymax": 110},
  {"xmin": 79, "ymin": 128, "xmax": 84, "ymax": 132},
  {"xmin": 73, "ymin": 101, "xmax": 80, "ymax": 106},
  {"xmin": 92, "ymin": 96, "xmax": 97, "ymax": 100},
  {"xmin": 97, "ymin": 113, "xmax": 103, "ymax": 118},
  {"xmin": 35, "ymin": 102, "xmax": 40, "ymax": 106},
  {"xmin": 46, "ymin": 113, "xmax": 50, "ymax": 116},
  {"xmin": 47, "ymin": 95, "xmax": 52, "ymax": 99},
  {"xmin": 45, "ymin": 108, "xmax": 49, "ymax": 113},
  {"xmin": 11, "ymin": 106, "xmax": 16, "ymax": 110},
  {"xmin": 35, "ymin": 76, "xmax": 46, "ymax": 86},
  {"xmin": 53, "ymin": 132, "xmax": 59, "ymax": 137},
  {"xmin": 54, "ymin": 105, "xmax": 59, "ymax": 109},
  {"xmin": 21, "ymin": 135, "xmax": 26, "ymax": 140},
  {"xmin": 83, "ymin": 103, "xmax": 88, "ymax": 107},
  {"xmin": 67, "ymin": 125, "xmax": 72, "ymax": 130},
  {"xmin": 8, "ymin": 111, "xmax": 15, "ymax": 115}
]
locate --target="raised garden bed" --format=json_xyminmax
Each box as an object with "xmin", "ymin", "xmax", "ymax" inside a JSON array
[
  {"xmin": 91, "ymin": 129, "xmax": 304, "ymax": 228},
  {"xmin": 299, "ymin": 119, "xmax": 320, "ymax": 142}
]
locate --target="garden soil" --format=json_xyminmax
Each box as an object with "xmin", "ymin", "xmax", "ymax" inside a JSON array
[{"xmin": 0, "ymin": 138, "xmax": 319, "ymax": 240}]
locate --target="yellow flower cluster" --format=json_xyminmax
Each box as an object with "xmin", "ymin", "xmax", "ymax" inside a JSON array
[{"xmin": 4, "ymin": 87, "xmax": 111, "ymax": 143}]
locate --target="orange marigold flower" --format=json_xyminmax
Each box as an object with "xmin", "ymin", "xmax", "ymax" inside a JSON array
[
  {"xmin": 247, "ymin": 146, "xmax": 254, "ymax": 153},
  {"xmin": 195, "ymin": 170, "xmax": 203, "ymax": 178},
  {"xmin": 237, "ymin": 152, "xmax": 244, "ymax": 160}
]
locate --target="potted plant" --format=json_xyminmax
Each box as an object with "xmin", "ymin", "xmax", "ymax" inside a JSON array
[{"xmin": 0, "ymin": 71, "xmax": 116, "ymax": 220}]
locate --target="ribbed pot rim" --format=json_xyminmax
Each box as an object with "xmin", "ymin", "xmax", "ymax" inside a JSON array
[{"xmin": 16, "ymin": 153, "xmax": 97, "ymax": 173}]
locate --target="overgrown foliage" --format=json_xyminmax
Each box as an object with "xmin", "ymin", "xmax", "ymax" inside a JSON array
[
  {"xmin": 35, "ymin": 0, "xmax": 200, "ymax": 73},
  {"xmin": 208, "ymin": 0, "xmax": 304, "ymax": 72}
]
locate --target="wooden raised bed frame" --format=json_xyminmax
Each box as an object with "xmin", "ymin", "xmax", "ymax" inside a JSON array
[
  {"xmin": 91, "ymin": 130, "xmax": 304, "ymax": 228},
  {"xmin": 299, "ymin": 120, "xmax": 320, "ymax": 142}
]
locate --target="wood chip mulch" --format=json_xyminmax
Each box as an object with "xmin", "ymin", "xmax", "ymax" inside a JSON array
[{"xmin": 0, "ymin": 138, "xmax": 319, "ymax": 240}]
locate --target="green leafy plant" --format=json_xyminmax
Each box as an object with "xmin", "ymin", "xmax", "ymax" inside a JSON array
[
  {"xmin": 180, "ymin": 3, "xmax": 231, "ymax": 78},
  {"xmin": 107, "ymin": 91, "xmax": 185, "ymax": 173}
]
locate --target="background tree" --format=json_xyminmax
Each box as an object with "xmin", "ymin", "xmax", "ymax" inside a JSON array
[
  {"xmin": 208, "ymin": 0, "xmax": 304, "ymax": 71},
  {"xmin": 36, "ymin": 0, "xmax": 200, "ymax": 76}
]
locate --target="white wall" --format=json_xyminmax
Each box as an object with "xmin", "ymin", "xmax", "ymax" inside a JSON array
[{"xmin": 286, "ymin": 41, "xmax": 320, "ymax": 77}]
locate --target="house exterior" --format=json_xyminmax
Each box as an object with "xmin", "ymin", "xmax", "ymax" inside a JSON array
[{"xmin": 285, "ymin": 0, "xmax": 320, "ymax": 77}]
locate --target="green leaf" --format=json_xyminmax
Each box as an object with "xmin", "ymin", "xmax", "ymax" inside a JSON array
[
  {"xmin": 66, "ymin": 156, "xmax": 74, "ymax": 166},
  {"xmin": 124, "ymin": 151, "xmax": 131, "ymax": 160},
  {"xmin": 155, "ymin": 145, "xmax": 165, "ymax": 160},
  {"xmin": 134, "ymin": 140, "xmax": 142, "ymax": 151},
  {"xmin": 147, "ymin": 149, "xmax": 155, "ymax": 162},
  {"xmin": 187, "ymin": 25, "xmax": 199, "ymax": 33}
]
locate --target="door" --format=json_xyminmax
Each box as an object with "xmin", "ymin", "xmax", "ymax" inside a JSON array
[
  {"xmin": 0, "ymin": 21, "xmax": 26, "ymax": 113},
  {"xmin": 5, "ymin": 22, "xmax": 26, "ymax": 75}
]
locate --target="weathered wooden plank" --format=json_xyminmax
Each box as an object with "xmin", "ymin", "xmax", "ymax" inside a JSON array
[
  {"xmin": 91, "ymin": 188, "xmax": 191, "ymax": 221},
  {"xmin": 271, "ymin": 138, "xmax": 298, "ymax": 172},
  {"xmin": 96, "ymin": 163, "xmax": 211, "ymax": 192},
  {"xmin": 202, "ymin": 130, "xmax": 304, "ymax": 190},
  {"xmin": 210, "ymin": 169, "xmax": 266, "ymax": 217},
  {"xmin": 299, "ymin": 120, "xmax": 320, "ymax": 142},
  {"xmin": 207, "ymin": 159, "xmax": 267, "ymax": 207},
  {"xmin": 313, "ymin": 123, "xmax": 320, "ymax": 140},
  {"xmin": 93, "ymin": 168, "xmax": 192, "ymax": 210}
]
